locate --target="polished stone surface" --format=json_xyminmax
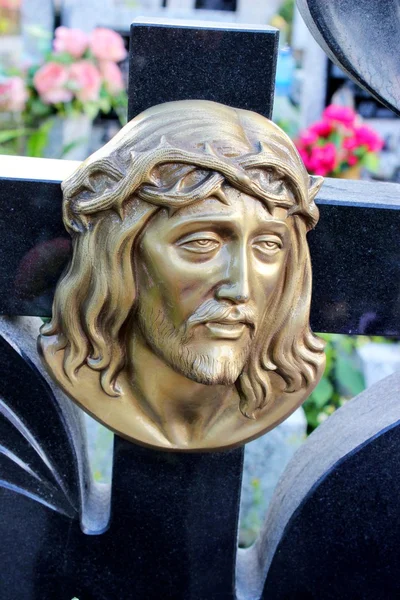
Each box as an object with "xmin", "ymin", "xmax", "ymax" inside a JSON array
[
  {"xmin": 0, "ymin": 316, "xmax": 111, "ymax": 535},
  {"xmin": 1, "ymin": 177, "xmax": 399, "ymax": 337},
  {"xmin": 128, "ymin": 19, "xmax": 279, "ymax": 120},
  {"xmin": 297, "ymin": 0, "xmax": 400, "ymax": 117},
  {"xmin": 0, "ymin": 318, "xmax": 243, "ymax": 598},
  {"xmin": 263, "ymin": 425, "xmax": 400, "ymax": 600},
  {"xmin": 309, "ymin": 202, "xmax": 400, "ymax": 336},
  {"xmin": 236, "ymin": 370, "xmax": 400, "ymax": 599},
  {"xmin": 263, "ymin": 426, "xmax": 400, "ymax": 599}
]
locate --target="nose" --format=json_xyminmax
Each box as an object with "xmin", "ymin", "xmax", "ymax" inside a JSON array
[{"xmin": 216, "ymin": 246, "xmax": 250, "ymax": 304}]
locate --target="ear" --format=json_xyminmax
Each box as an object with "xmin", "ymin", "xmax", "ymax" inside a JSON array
[{"xmin": 308, "ymin": 175, "xmax": 324, "ymax": 202}]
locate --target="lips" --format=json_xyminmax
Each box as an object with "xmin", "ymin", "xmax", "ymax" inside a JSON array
[{"xmin": 205, "ymin": 321, "xmax": 248, "ymax": 339}]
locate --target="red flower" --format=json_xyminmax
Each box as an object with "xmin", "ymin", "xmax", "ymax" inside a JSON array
[
  {"xmin": 323, "ymin": 104, "xmax": 356, "ymax": 127},
  {"xmin": 307, "ymin": 142, "xmax": 337, "ymax": 176},
  {"xmin": 298, "ymin": 129, "xmax": 318, "ymax": 146},
  {"xmin": 309, "ymin": 120, "xmax": 333, "ymax": 137},
  {"xmin": 353, "ymin": 125, "xmax": 384, "ymax": 152}
]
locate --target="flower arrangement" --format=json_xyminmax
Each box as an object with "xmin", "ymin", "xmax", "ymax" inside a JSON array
[
  {"xmin": 296, "ymin": 105, "xmax": 384, "ymax": 177},
  {"xmin": 0, "ymin": 26, "xmax": 127, "ymax": 119},
  {"xmin": 27, "ymin": 26, "xmax": 128, "ymax": 121},
  {"xmin": 0, "ymin": 26, "xmax": 128, "ymax": 157}
]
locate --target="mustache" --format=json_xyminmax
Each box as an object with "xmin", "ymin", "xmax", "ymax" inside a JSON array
[{"xmin": 186, "ymin": 299, "xmax": 257, "ymax": 329}]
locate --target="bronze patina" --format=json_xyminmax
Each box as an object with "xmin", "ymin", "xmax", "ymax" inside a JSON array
[{"xmin": 39, "ymin": 100, "xmax": 326, "ymax": 450}]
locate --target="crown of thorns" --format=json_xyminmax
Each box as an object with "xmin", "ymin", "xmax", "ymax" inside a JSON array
[{"xmin": 62, "ymin": 138, "xmax": 322, "ymax": 234}]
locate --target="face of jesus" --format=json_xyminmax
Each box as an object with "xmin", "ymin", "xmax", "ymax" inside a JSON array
[{"xmin": 133, "ymin": 186, "xmax": 291, "ymax": 386}]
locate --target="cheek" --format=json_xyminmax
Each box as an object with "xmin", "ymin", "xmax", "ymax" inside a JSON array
[
  {"xmin": 253, "ymin": 252, "xmax": 287, "ymax": 304},
  {"xmin": 135, "ymin": 244, "xmax": 207, "ymax": 324}
]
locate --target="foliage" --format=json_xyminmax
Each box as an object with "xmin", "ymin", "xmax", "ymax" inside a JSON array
[
  {"xmin": 239, "ymin": 478, "xmax": 263, "ymax": 547},
  {"xmin": 295, "ymin": 105, "xmax": 383, "ymax": 177},
  {"xmin": 277, "ymin": 0, "xmax": 295, "ymax": 43},
  {"xmin": 303, "ymin": 334, "xmax": 391, "ymax": 432}
]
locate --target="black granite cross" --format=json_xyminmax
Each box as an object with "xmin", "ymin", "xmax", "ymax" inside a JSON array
[{"xmin": 0, "ymin": 17, "xmax": 399, "ymax": 600}]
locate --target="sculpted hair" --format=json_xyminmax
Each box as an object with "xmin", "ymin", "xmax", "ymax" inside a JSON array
[{"xmin": 42, "ymin": 100, "xmax": 325, "ymax": 418}]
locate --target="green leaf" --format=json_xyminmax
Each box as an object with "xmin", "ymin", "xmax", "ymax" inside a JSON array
[
  {"xmin": 337, "ymin": 335, "xmax": 355, "ymax": 354},
  {"xmin": 59, "ymin": 138, "xmax": 88, "ymax": 159},
  {"xmin": 82, "ymin": 102, "xmax": 99, "ymax": 120},
  {"xmin": 335, "ymin": 355, "xmax": 365, "ymax": 397},
  {"xmin": 99, "ymin": 97, "xmax": 111, "ymax": 113},
  {"xmin": 361, "ymin": 152, "xmax": 379, "ymax": 173},
  {"xmin": 353, "ymin": 146, "xmax": 366, "ymax": 157},
  {"xmin": 26, "ymin": 118, "xmax": 55, "ymax": 158},
  {"xmin": 310, "ymin": 376, "xmax": 333, "ymax": 408},
  {"xmin": 302, "ymin": 404, "xmax": 321, "ymax": 431},
  {"xmin": 330, "ymin": 131, "xmax": 342, "ymax": 147},
  {"xmin": 52, "ymin": 52, "xmax": 75, "ymax": 65},
  {"xmin": 0, "ymin": 129, "xmax": 29, "ymax": 144},
  {"xmin": 30, "ymin": 98, "xmax": 52, "ymax": 118}
]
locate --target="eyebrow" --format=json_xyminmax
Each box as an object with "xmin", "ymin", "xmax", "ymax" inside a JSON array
[{"xmin": 168, "ymin": 213, "xmax": 290, "ymax": 231}]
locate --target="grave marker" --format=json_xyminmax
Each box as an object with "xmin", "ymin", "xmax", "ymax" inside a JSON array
[
  {"xmin": 0, "ymin": 11, "xmax": 399, "ymax": 600},
  {"xmin": 0, "ymin": 19, "xmax": 279, "ymax": 598}
]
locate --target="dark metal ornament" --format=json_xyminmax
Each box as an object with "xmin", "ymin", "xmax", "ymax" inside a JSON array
[{"xmin": 297, "ymin": 0, "xmax": 400, "ymax": 116}]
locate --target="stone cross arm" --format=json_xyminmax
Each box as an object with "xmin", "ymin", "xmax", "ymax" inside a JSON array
[{"xmin": 0, "ymin": 156, "xmax": 399, "ymax": 337}]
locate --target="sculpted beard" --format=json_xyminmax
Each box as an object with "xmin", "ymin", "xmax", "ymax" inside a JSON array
[{"xmin": 135, "ymin": 299, "xmax": 257, "ymax": 386}]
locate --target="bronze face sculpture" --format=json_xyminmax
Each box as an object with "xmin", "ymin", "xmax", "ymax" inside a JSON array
[{"xmin": 39, "ymin": 100, "xmax": 326, "ymax": 450}]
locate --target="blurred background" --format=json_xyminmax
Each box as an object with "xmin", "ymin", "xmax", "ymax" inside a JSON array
[{"xmin": 1, "ymin": 0, "xmax": 399, "ymax": 545}]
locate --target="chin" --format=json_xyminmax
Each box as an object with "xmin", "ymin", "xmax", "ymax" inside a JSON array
[{"xmin": 181, "ymin": 351, "xmax": 246, "ymax": 387}]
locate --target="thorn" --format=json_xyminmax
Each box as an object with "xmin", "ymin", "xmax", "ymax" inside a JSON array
[
  {"xmin": 82, "ymin": 177, "xmax": 96, "ymax": 193},
  {"xmin": 145, "ymin": 172, "xmax": 158, "ymax": 186},
  {"xmin": 80, "ymin": 215, "xmax": 89, "ymax": 231},
  {"xmin": 167, "ymin": 205, "xmax": 179, "ymax": 218},
  {"xmin": 204, "ymin": 142, "xmax": 216, "ymax": 155},
  {"xmin": 116, "ymin": 204, "xmax": 124, "ymax": 221},
  {"xmin": 213, "ymin": 186, "xmax": 229, "ymax": 205},
  {"xmin": 157, "ymin": 135, "xmax": 172, "ymax": 149},
  {"xmin": 168, "ymin": 179, "xmax": 183, "ymax": 194},
  {"xmin": 244, "ymin": 410, "xmax": 257, "ymax": 420}
]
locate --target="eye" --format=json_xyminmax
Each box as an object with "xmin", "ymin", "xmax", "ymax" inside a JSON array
[
  {"xmin": 177, "ymin": 233, "xmax": 221, "ymax": 254},
  {"xmin": 252, "ymin": 235, "xmax": 283, "ymax": 256}
]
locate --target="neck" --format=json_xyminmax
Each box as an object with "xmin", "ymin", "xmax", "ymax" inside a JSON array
[{"xmin": 127, "ymin": 329, "xmax": 237, "ymax": 447}]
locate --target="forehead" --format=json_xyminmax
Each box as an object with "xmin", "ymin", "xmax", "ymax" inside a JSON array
[{"xmin": 153, "ymin": 187, "xmax": 290, "ymax": 229}]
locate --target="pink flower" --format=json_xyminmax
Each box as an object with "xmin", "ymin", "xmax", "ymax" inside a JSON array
[
  {"xmin": 307, "ymin": 142, "xmax": 337, "ymax": 176},
  {"xmin": 0, "ymin": 0, "xmax": 21, "ymax": 8},
  {"xmin": 347, "ymin": 154, "xmax": 358, "ymax": 166},
  {"xmin": 298, "ymin": 129, "xmax": 318, "ymax": 146},
  {"xmin": 90, "ymin": 28, "xmax": 127, "ymax": 63},
  {"xmin": 53, "ymin": 26, "xmax": 89, "ymax": 58},
  {"xmin": 99, "ymin": 60, "xmax": 124, "ymax": 94},
  {"xmin": 309, "ymin": 120, "xmax": 333, "ymax": 137},
  {"xmin": 0, "ymin": 76, "xmax": 27, "ymax": 112},
  {"xmin": 69, "ymin": 61, "xmax": 101, "ymax": 102},
  {"xmin": 354, "ymin": 125, "xmax": 384, "ymax": 152},
  {"xmin": 343, "ymin": 136, "xmax": 358, "ymax": 151},
  {"xmin": 33, "ymin": 62, "xmax": 73, "ymax": 104},
  {"xmin": 323, "ymin": 104, "xmax": 356, "ymax": 127}
]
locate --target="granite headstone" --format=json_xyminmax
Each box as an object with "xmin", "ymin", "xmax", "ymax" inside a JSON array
[{"xmin": 237, "ymin": 371, "xmax": 400, "ymax": 599}]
